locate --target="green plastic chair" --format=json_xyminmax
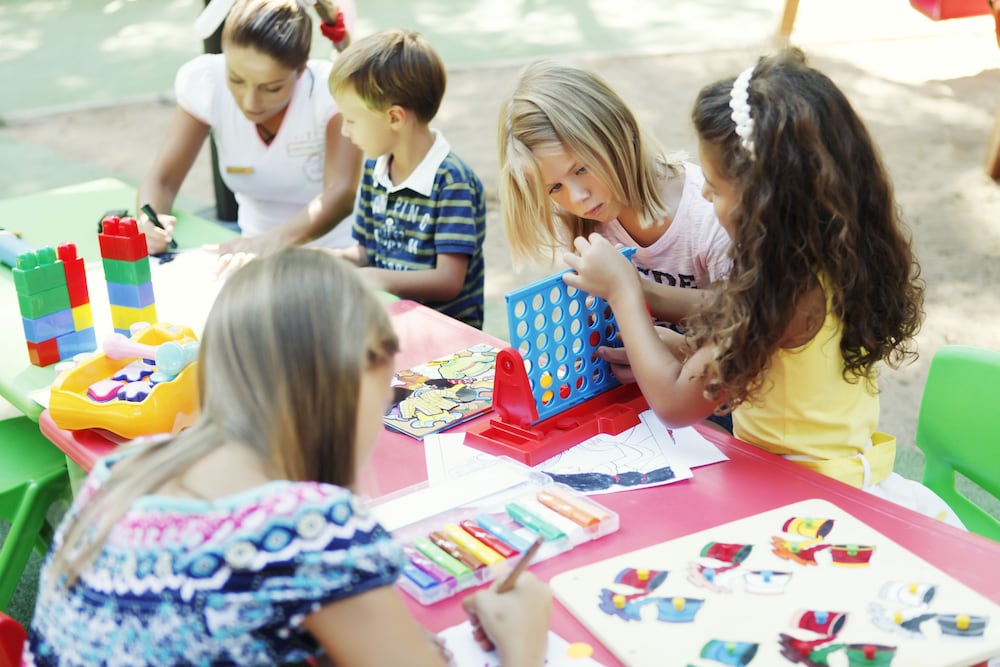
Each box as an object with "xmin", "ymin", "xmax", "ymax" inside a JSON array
[
  {"xmin": 0, "ymin": 417, "xmax": 72, "ymax": 611},
  {"xmin": 915, "ymin": 345, "xmax": 1000, "ymax": 542}
]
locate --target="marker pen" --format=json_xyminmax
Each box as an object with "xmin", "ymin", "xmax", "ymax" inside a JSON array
[
  {"xmin": 443, "ymin": 523, "xmax": 505, "ymax": 565},
  {"xmin": 429, "ymin": 531, "xmax": 486, "ymax": 570},
  {"xmin": 412, "ymin": 536, "xmax": 472, "ymax": 578},
  {"xmin": 460, "ymin": 520, "xmax": 520, "ymax": 558},
  {"xmin": 473, "ymin": 513, "xmax": 533, "ymax": 552},
  {"xmin": 505, "ymin": 502, "xmax": 565, "ymax": 541}
]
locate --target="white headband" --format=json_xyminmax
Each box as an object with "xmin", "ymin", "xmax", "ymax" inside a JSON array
[{"xmin": 729, "ymin": 65, "xmax": 756, "ymax": 160}]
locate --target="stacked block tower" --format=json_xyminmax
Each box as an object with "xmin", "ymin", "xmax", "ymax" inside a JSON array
[
  {"xmin": 14, "ymin": 243, "xmax": 98, "ymax": 366},
  {"xmin": 98, "ymin": 216, "xmax": 157, "ymax": 336}
]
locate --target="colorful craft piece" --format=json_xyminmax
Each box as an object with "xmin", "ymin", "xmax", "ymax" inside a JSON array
[
  {"xmin": 98, "ymin": 215, "xmax": 157, "ymax": 336},
  {"xmin": 700, "ymin": 639, "xmax": 758, "ymax": 666}
]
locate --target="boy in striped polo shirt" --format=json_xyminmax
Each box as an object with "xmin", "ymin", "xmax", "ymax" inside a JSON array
[{"xmin": 329, "ymin": 29, "xmax": 486, "ymax": 328}]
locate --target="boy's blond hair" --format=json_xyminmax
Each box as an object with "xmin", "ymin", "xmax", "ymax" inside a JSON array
[{"xmin": 329, "ymin": 28, "xmax": 446, "ymax": 124}]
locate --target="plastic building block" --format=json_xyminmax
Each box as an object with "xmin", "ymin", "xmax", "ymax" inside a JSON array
[
  {"xmin": 56, "ymin": 327, "xmax": 97, "ymax": 358},
  {"xmin": 101, "ymin": 257, "xmax": 152, "ymax": 285},
  {"xmin": 97, "ymin": 216, "xmax": 149, "ymax": 262},
  {"xmin": 110, "ymin": 303, "xmax": 158, "ymax": 334},
  {"xmin": 27, "ymin": 339, "xmax": 61, "ymax": 367},
  {"xmin": 105, "ymin": 281, "xmax": 155, "ymax": 309},
  {"xmin": 21, "ymin": 310, "xmax": 75, "ymax": 343},
  {"xmin": 16, "ymin": 285, "xmax": 71, "ymax": 320},
  {"xmin": 58, "ymin": 242, "xmax": 91, "ymax": 308},
  {"xmin": 12, "ymin": 247, "xmax": 65, "ymax": 295},
  {"xmin": 71, "ymin": 304, "xmax": 94, "ymax": 331},
  {"xmin": 49, "ymin": 322, "xmax": 199, "ymax": 438}
]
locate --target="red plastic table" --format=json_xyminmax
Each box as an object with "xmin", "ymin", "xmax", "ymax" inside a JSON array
[{"xmin": 39, "ymin": 299, "xmax": 1000, "ymax": 666}]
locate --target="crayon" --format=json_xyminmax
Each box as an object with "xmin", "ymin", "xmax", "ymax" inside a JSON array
[
  {"xmin": 403, "ymin": 563, "xmax": 437, "ymax": 590},
  {"xmin": 536, "ymin": 489, "xmax": 604, "ymax": 530},
  {"xmin": 443, "ymin": 523, "xmax": 505, "ymax": 565},
  {"xmin": 429, "ymin": 531, "xmax": 486, "ymax": 570},
  {"xmin": 412, "ymin": 536, "xmax": 472, "ymax": 578},
  {"xmin": 506, "ymin": 502, "xmax": 566, "ymax": 541},
  {"xmin": 403, "ymin": 545, "xmax": 454, "ymax": 583},
  {"xmin": 474, "ymin": 514, "xmax": 533, "ymax": 552},
  {"xmin": 460, "ymin": 520, "xmax": 520, "ymax": 558}
]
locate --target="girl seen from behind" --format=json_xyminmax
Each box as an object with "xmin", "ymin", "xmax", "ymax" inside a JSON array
[
  {"xmin": 563, "ymin": 49, "xmax": 963, "ymax": 527},
  {"xmin": 25, "ymin": 249, "xmax": 551, "ymax": 666}
]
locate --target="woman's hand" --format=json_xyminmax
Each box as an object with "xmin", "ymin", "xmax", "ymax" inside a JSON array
[
  {"xmin": 562, "ymin": 233, "xmax": 641, "ymax": 305},
  {"xmin": 137, "ymin": 212, "xmax": 177, "ymax": 255}
]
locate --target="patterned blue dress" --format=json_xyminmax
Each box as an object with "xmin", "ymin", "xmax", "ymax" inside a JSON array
[{"xmin": 24, "ymin": 453, "xmax": 404, "ymax": 666}]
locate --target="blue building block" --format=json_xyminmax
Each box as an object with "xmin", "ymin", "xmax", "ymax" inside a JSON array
[
  {"xmin": 21, "ymin": 310, "xmax": 75, "ymax": 343},
  {"xmin": 105, "ymin": 280, "xmax": 155, "ymax": 309},
  {"xmin": 56, "ymin": 327, "xmax": 98, "ymax": 358}
]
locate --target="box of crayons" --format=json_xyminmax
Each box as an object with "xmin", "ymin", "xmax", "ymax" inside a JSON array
[{"xmin": 370, "ymin": 457, "xmax": 619, "ymax": 605}]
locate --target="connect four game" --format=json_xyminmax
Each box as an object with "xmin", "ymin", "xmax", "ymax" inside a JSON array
[{"xmin": 466, "ymin": 248, "xmax": 650, "ymax": 465}]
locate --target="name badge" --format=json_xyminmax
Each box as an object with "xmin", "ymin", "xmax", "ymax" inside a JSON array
[{"xmin": 225, "ymin": 166, "xmax": 254, "ymax": 174}]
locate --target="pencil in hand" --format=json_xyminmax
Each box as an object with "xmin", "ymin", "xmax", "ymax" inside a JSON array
[{"xmin": 495, "ymin": 536, "xmax": 544, "ymax": 593}]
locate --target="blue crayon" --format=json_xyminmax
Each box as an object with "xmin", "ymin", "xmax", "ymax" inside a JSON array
[
  {"xmin": 403, "ymin": 563, "xmax": 437, "ymax": 590},
  {"xmin": 474, "ymin": 513, "xmax": 532, "ymax": 552}
]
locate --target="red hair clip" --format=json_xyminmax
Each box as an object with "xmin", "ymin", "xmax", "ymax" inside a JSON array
[{"xmin": 320, "ymin": 9, "xmax": 348, "ymax": 45}]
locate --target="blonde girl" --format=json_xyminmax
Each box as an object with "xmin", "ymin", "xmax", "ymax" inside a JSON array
[
  {"xmin": 498, "ymin": 60, "xmax": 730, "ymax": 326},
  {"xmin": 25, "ymin": 248, "xmax": 551, "ymax": 665}
]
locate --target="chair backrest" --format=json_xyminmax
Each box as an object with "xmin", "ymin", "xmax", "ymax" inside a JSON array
[
  {"xmin": 915, "ymin": 345, "xmax": 1000, "ymax": 541},
  {"xmin": 0, "ymin": 611, "xmax": 25, "ymax": 667}
]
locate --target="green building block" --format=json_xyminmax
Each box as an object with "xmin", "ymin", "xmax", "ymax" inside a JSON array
[
  {"xmin": 13, "ymin": 247, "xmax": 67, "ymax": 295},
  {"xmin": 102, "ymin": 257, "xmax": 151, "ymax": 285},
  {"xmin": 17, "ymin": 284, "xmax": 72, "ymax": 319}
]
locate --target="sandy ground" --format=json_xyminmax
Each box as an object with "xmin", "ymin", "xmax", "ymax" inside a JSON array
[{"xmin": 4, "ymin": 35, "xmax": 1000, "ymax": 479}]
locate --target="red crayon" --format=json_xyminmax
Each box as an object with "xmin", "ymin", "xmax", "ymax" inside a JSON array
[{"xmin": 460, "ymin": 520, "xmax": 520, "ymax": 558}]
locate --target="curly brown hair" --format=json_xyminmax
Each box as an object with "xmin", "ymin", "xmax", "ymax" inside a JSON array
[{"xmin": 687, "ymin": 48, "xmax": 923, "ymax": 408}]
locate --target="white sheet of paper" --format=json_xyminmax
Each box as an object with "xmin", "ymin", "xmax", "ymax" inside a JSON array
[
  {"xmin": 437, "ymin": 621, "xmax": 605, "ymax": 667},
  {"xmin": 422, "ymin": 411, "xmax": 728, "ymax": 496}
]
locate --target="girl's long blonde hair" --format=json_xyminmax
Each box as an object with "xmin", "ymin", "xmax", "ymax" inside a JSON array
[
  {"xmin": 498, "ymin": 61, "xmax": 679, "ymax": 264},
  {"xmin": 46, "ymin": 248, "xmax": 398, "ymax": 587}
]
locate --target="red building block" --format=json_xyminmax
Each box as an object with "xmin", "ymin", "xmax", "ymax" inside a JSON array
[
  {"xmin": 98, "ymin": 216, "xmax": 149, "ymax": 262},
  {"xmin": 27, "ymin": 338, "xmax": 61, "ymax": 367},
  {"xmin": 57, "ymin": 242, "xmax": 91, "ymax": 308}
]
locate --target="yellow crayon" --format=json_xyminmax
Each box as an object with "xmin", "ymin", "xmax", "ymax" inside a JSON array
[{"xmin": 443, "ymin": 523, "xmax": 504, "ymax": 565}]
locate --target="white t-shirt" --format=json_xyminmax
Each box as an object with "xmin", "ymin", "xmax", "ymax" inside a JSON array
[
  {"xmin": 175, "ymin": 54, "xmax": 352, "ymax": 248},
  {"xmin": 601, "ymin": 162, "xmax": 731, "ymax": 291}
]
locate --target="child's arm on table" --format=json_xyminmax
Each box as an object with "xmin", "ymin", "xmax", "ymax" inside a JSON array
[
  {"xmin": 303, "ymin": 571, "xmax": 551, "ymax": 666},
  {"xmin": 359, "ymin": 252, "xmax": 469, "ymax": 302},
  {"xmin": 564, "ymin": 233, "xmax": 721, "ymax": 427},
  {"xmin": 137, "ymin": 107, "xmax": 210, "ymax": 254}
]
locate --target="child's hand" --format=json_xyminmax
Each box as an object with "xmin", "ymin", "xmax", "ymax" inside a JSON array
[
  {"xmin": 562, "ymin": 233, "xmax": 640, "ymax": 304},
  {"xmin": 461, "ymin": 571, "xmax": 551, "ymax": 665}
]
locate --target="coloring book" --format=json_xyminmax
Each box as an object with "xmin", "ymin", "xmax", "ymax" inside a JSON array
[
  {"xmin": 384, "ymin": 343, "xmax": 500, "ymax": 439},
  {"xmin": 551, "ymin": 498, "xmax": 999, "ymax": 667}
]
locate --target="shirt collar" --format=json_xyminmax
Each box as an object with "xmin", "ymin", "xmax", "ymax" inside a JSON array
[{"xmin": 372, "ymin": 129, "xmax": 450, "ymax": 196}]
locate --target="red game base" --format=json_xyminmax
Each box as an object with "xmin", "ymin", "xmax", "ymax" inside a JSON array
[
  {"xmin": 910, "ymin": 0, "xmax": 991, "ymax": 20},
  {"xmin": 465, "ymin": 381, "xmax": 649, "ymax": 465}
]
